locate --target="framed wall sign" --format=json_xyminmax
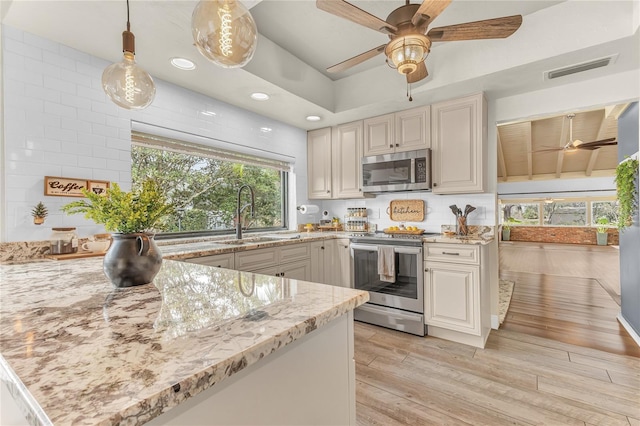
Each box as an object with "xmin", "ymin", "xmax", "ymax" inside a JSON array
[
  {"xmin": 44, "ymin": 177, "xmax": 110, "ymax": 197},
  {"xmin": 87, "ymin": 180, "xmax": 110, "ymax": 196}
]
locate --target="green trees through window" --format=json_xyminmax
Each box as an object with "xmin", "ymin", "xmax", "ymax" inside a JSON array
[
  {"xmin": 131, "ymin": 145, "xmax": 286, "ymax": 234},
  {"xmin": 499, "ymin": 199, "xmax": 617, "ymax": 228}
]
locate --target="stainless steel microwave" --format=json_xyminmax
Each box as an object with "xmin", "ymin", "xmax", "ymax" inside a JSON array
[{"xmin": 361, "ymin": 149, "xmax": 432, "ymax": 193}]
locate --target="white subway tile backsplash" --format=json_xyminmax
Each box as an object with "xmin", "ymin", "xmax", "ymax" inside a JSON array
[
  {"xmin": 77, "ymin": 85, "xmax": 106, "ymax": 101},
  {"xmin": 105, "ymin": 137, "xmax": 131, "ymax": 151},
  {"xmin": 91, "ymin": 123, "xmax": 119, "ymax": 138},
  {"xmin": 25, "ymin": 84, "xmax": 61, "ymax": 103},
  {"xmin": 59, "ymin": 45, "xmax": 92, "ymax": 64},
  {"xmin": 44, "ymin": 75, "xmax": 77, "ymax": 95},
  {"xmin": 92, "ymin": 169, "xmax": 121, "ymax": 182},
  {"xmin": 79, "ymin": 133, "xmax": 107, "ymax": 147},
  {"xmin": 61, "ymin": 117, "xmax": 92, "ymax": 134},
  {"xmin": 78, "ymin": 109, "xmax": 106, "ymax": 125},
  {"xmin": 46, "ymin": 152, "xmax": 78, "ymax": 167},
  {"xmin": 6, "ymin": 160, "xmax": 62, "ymax": 176},
  {"xmin": 25, "ymin": 137, "xmax": 62, "ymax": 152},
  {"xmin": 61, "ymin": 93, "xmax": 92, "ymax": 110},
  {"xmin": 61, "ymin": 166, "xmax": 95, "ymax": 178},
  {"xmin": 44, "ymin": 101, "xmax": 76, "ymax": 119},
  {"xmin": 23, "ymin": 31, "xmax": 59, "ymax": 52},
  {"xmin": 61, "ymin": 142, "xmax": 93, "ymax": 156},
  {"xmin": 42, "ymin": 50, "xmax": 75, "ymax": 71},
  {"xmin": 92, "ymin": 146, "xmax": 121, "ymax": 160},
  {"xmin": 4, "ymin": 37, "xmax": 42, "ymax": 60},
  {"xmin": 45, "ymin": 126, "xmax": 78, "ymax": 143}
]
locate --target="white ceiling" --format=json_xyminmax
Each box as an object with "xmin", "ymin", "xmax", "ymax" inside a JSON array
[{"xmin": 1, "ymin": 0, "xmax": 639, "ymax": 130}]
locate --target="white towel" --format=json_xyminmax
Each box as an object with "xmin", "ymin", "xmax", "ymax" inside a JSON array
[{"xmin": 378, "ymin": 246, "xmax": 395, "ymax": 283}]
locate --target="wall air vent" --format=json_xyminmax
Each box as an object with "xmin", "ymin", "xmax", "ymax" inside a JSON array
[{"xmin": 545, "ymin": 55, "xmax": 617, "ymax": 80}]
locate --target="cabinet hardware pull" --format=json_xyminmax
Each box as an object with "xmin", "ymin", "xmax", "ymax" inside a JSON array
[
  {"xmin": 433, "ymin": 182, "xmax": 438, "ymax": 187},
  {"xmin": 442, "ymin": 252, "xmax": 460, "ymax": 255},
  {"xmin": 321, "ymin": 246, "xmax": 325, "ymax": 250},
  {"xmin": 327, "ymin": 190, "xmax": 330, "ymax": 193},
  {"xmin": 395, "ymin": 143, "xmax": 399, "ymax": 147},
  {"xmin": 281, "ymin": 272, "xmax": 285, "ymax": 276},
  {"xmin": 424, "ymin": 268, "xmax": 429, "ymax": 272},
  {"xmin": 389, "ymin": 144, "xmax": 393, "ymax": 148}
]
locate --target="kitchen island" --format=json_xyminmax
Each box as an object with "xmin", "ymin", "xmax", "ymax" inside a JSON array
[{"xmin": 0, "ymin": 258, "xmax": 368, "ymax": 425}]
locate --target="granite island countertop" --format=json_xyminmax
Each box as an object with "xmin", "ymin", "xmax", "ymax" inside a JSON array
[{"xmin": 0, "ymin": 258, "xmax": 369, "ymax": 425}]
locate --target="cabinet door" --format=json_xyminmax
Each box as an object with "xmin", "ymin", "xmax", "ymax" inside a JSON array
[
  {"xmin": 185, "ymin": 253, "xmax": 235, "ymax": 269},
  {"xmin": 333, "ymin": 121, "xmax": 365, "ymax": 199},
  {"xmin": 235, "ymin": 248, "xmax": 278, "ymax": 272},
  {"xmin": 363, "ymin": 114, "xmax": 394, "ymax": 156},
  {"xmin": 280, "ymin": 259, "xmax": 312, "ymax": 281},
  {"xmin": 334, "ymin": 239, "xmax": 352, "ymax": 288},
  {"xmin": 395, "ymin": 106, "xmax": 430, "ymax": 152},
  {"xmin": 425, "ymin": 262, "xmax": 480, "ymax": 335},
  {"xmin": 322, "ymin": 239, "xmax": 337, "ymax": 285},
  {"xmin": 307, "ymin": 127, "xmax": 333, "ymax": 199},
  {"xmin": 309, "ymin": 241, "xmax": 325, "ymax": 283},
  {"xmin": 431, "ymin": 93, "xmax": 486, "ymax": 194}
]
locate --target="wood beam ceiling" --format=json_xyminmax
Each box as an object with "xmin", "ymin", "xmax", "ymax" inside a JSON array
[
  {"xmin": 497, "ymin": 131, "xmax": 508, "ymax": 182},
  {"xmin": 525, "ymin": 122, "xmax": 532, "ymax": 180},
  {"xmin": 555, "ymin": 117, "xmax": 569, "ymax": 178},
  {"xmin": 586, "ymin": 110, "xmax": 608, "ymax": 176}
]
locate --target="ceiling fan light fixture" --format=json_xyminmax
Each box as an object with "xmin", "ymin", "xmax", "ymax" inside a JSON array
[
  {"xmin": 102, "ymin": 0, "xmax": 156, "ymax": 110},
  {"xmin": 384, "ymin": 34, "xmax": 431, "ymax": 75},
  {"xmin": 192, "ymin": 0, "xmax": 257, "ymax": 69}
]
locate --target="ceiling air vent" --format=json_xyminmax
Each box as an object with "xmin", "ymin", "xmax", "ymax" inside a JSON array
[{"xmin": 545, "ymin": 56, "xmax": 616, "ymax": 80}]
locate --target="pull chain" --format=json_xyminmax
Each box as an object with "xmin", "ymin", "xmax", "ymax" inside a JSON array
[{"xmin": 406, "ymin": 81, "xmax": 413, "ymax": 102}]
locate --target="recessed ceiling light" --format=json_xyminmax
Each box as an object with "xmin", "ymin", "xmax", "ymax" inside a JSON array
[
  {"xmin": 170, "ymin": 57, "xmax": 196, "ymax": 70},
  {"xmin": 260, "ymin": 127, "xmax": 272, "ymax": 133},
  {"xmin": 250, "ymin": 92, "xmax": 270, "ymax": 101},
  {"xmin": 306, "ymin": 115, "xmax": 321, "ymax": 122}
]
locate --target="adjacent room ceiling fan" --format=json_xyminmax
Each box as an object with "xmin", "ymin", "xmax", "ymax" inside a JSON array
[
  {"xmin": 531, "ymin": 114, "xmax": 617, "ymax": 154},
  {"xmin": 316, "ymin": 0, "xmax": 523, "ymax": 87}
]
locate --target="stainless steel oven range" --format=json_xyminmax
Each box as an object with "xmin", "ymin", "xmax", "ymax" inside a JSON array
[{"xmin": 350, "ymin": 232, "xmax": 437, "ymax": 336}]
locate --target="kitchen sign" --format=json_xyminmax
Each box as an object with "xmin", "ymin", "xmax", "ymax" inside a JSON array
[
  {"xmin": 44, "ymin": 176, "xmax": 110, "ymax": 197},
  {"xmin": 388, "ymin": 199, "xmax": 425, "ymax": 222}
]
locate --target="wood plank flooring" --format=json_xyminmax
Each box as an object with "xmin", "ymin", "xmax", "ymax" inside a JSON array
[
  {"xmin": 354, "ymin": 240, "xmax": 639, "ymax": 425},
  {"xmin": 499, "ymin": 241, "xmax": 639, "ymax": 357},
  {"xmin": 354, "ymin": 321, "xmax": 640, "ymax": 425}
]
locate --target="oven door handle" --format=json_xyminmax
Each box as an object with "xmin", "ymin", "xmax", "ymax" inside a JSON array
[
  {"xmin": 350, "ymin": 243, "xmax": 378, "ymax": 252},
  {"xmin": 394, "ymin": 247, "xmax": 422, "ymax": 255}
]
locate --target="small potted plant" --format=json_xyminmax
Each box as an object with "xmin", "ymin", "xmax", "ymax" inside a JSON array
[
  {"xmin": 31, "ymin": 201, "xmax": 48, "ymax": 225},
  {"xmin": 595, "ymin": 217, "xmax": 610, "ymax": 246},
  {"xmin": 502, "ymin": 217, "xmax": 520, "ymax": 241},
  {"xmin": 62, "ymin": 180, "xmax": 174, "ymax": 287}
]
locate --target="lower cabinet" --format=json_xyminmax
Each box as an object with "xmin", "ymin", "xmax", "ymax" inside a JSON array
[
  {"xmin": 184, "ymin": 253, "xmax": 235, "ymax": 269},
  {"xmin": 310, "ymin": 239, "xmax": 352, "ymax": 287},
  {"xmin": 279, "ymin": 259, "xmax": 312, "ymax": 281},
  {"xmin": 335, "ymin": 239, "xmax": 352, "ymax": 288},
  {"xmin": 236, "ymin": 244, "xmax": 312, "ymax": 280},
  {"xmin": 424, "ymin": 243, "xmax": 490, "ymax": 348}
]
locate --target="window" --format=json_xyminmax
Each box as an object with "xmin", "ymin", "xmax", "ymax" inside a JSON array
[
  {"xmin": 543, "ymin": 201, "xmax": 587, "ymax": 226},
  {"xmin": 131, "ymin": 132, "xmax": 288, "ymax": 236},
  {"xmin": 591, "ymin": 201, "xmax": 618, "ymax": 226},
  {"xmin": 500, "ymin": 203, "xmax": 539, "ymax": 225}
]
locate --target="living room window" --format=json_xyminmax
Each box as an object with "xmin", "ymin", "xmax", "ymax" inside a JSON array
[
  {"xmin": 499, "ymin": 197, "xmax": 617, "ymax": 228},
  {"xmin": 131, "ymin": 131, "xmax": 289, "ymax": 237}
]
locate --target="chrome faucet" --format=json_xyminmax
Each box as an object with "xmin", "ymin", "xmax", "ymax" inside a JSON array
[{"xmin": 236, "ymin": 185, "xmax": 255, "ymax": 239}]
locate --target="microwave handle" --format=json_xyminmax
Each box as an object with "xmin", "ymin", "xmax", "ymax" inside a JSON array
[{"xmin": 411, "ymin": 159, "xmax": 415, "ymax": 183}]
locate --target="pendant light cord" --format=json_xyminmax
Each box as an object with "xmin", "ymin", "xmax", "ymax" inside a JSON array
[{"xmin": 126, "ymin": 0, "xmax": 130, "ymax": 32}]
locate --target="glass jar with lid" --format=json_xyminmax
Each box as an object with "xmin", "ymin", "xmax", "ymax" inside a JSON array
[{"xmin": 50, "ymin": 227, "xmax": 78, "ymax": 254}]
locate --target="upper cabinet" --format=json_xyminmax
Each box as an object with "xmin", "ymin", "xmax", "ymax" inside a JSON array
[
  {"xmin": 363, "ymin": 106, "xmax": 430, "ymax": 156},
  {"xmin": 431, "ymin": 93, "xmax": 487, "ymax": 194},
  {"xmin": 308, "ymin": 122, "xmax": 367, "ymax": 200},
  {"xmin": 333, "ymin": 121, "xmax": 365, "ymax": 199},
  {"xmin": 307, "ymin": 127, "xmax": 333, "ymax": 199}
]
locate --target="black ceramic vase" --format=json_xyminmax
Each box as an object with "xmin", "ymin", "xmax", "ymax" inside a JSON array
[{"xmin": 103, "ymin": 233, "xmax": 162, "ymax": 288}]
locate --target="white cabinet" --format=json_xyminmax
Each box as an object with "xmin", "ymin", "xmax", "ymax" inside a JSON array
[
  {"xmin": 424, "ymin": 243, "xmax": 490, "ymax": 348},
  {"xmin": 235, "ymin": 244, "xmax": 311, "ymax": 279},
  {"xmin": 310, "ymin": 240, "xmax": 339, "ymax": 285},
  {"xmin": 332, "ymin": 121, "xmax": 365, "ymax": 199},
  {"xmin": 185, "ymin": 253, "xmax": 235, "ymax": 269},
  {"xmin": 431, "ymin": 92, "xmax": 486, "ymax": 194},
  {"xmin": 334, "ymin": 239, "xmax": 352, "ymax": 288},
  {"xmin": 363, "ymin": 106, "xmax": 430, "ymax": 156},
  {"xmin": 308, "ymin": 123, "xmax": 367, "ymax": 200},
  {"xmin": 307, "ymin": 127, "xmax": 333, "ymax": 199}
]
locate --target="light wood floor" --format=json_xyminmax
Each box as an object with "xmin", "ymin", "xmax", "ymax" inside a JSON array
[
  {"xmin": 354, "ymin": 321, "xmax": 640, "ymax": 425},
  {"xmin": 499, "ymin": 241, "xmax": 639, "ymax": 357}
]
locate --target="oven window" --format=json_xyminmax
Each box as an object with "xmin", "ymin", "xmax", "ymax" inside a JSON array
[
  {"xmin": 353, "ymin": 249, "xmax": 418, "ymax": 299},
  {"xmin": 362, "ymin": 159, "xmax": 412, "ymax": 186}
]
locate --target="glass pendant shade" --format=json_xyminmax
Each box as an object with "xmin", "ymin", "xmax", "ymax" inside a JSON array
[
  {"xmin": 102, "ymin": 51, "xmax": 156, "ymax": 110},
  {"xmin": 385, "ymin": 35, "xmax": 431, "ymax": 75},
  {"xmin": 192, "ymin": 0, "xmax": 257, "ymax": 68}
]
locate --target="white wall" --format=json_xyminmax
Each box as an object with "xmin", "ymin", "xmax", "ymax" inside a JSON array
[{"xmin": 1, "ymin": 25, "xmax": 308, "ymax": 242}]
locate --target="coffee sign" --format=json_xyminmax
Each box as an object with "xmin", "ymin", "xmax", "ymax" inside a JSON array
[{"xmin": 44, "ymin": 176, "xmax": 110, "ymax": 197}]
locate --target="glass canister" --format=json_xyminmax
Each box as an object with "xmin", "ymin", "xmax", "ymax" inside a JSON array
[{"xmin": 50, "ymin": 227, "xmax": 78, "ymax": 254}]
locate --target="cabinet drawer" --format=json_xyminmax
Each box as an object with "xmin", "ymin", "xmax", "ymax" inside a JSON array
[
  {"xmin": 279, "ymin": 243, "xmax": 311, "ymax": 263},
  {"xmin": 424, "ymin": 243, "xmax": 479, "ymax": 265},
  {"xmin": 185, "ymin": 253, "xmax": 235, "ymax": 269},
  {"xmin": 235, "ymin": 248, "xmax": 278, "ymax": 271}
]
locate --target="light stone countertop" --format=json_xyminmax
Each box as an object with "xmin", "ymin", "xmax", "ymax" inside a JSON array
[{"xmin": 0, "ymin": 257, "xmax": 369, "ymax": 426}]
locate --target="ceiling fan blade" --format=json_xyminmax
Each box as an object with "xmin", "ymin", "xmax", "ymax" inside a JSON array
[
  {"xmin": 428, "ymin": 15, "xmax": 522, "ymax": 41},
  {"xmin": 316, "ymin": 0, "xmax": 397, "ymax": 35},
  {"xmin": 407, "ymin": 62, "xmax": 428, "ymax": 84},
  {"xmin": 574, "ymin": 138, "xmax": 617, "ymax": 149},
  {"xmin": 327, "ymin": 44, "xmax": 386, "ymax": 73},
  {"xmin": 411, "ymin": 0, "xmax": 452, "ymax": 28},
  {"xmin": 530, "ymin": 148, "xmax": 564, "ymax": 153}
]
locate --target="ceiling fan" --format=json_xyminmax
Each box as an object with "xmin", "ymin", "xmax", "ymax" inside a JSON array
[
  {"xmin": 531, "ymin": 114, "xmax": 617, "ymax": 154},
  {"xmin": 316, "ymin": 0, "xmax": 523, "ymax": 87}
]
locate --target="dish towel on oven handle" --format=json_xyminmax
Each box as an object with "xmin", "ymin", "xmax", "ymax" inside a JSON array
[{"xmin": 378, "ymin": 246, "xmax": 396, "ymax": 283}]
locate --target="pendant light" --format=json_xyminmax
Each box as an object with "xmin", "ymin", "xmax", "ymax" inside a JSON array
[
  {"xmin": 192, "ymin": 0, "xmax": 257, "ymax": 68},
  {"xmin": 102, "ymin": 0, "xmax": 156, "ymax": 110}
]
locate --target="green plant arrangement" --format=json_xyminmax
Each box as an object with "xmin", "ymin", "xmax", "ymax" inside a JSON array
[
  {"xmin": 595, "ymin": 216, "xmax": 610, "ymax": 233},
  {"xmin": 31, "ymin": 201, "xmax": 48, "ymax": 225},
  {"xmin": 61, "ymin": 180, "xmax": 174, "ymax": 234},
  {"xmin": 614, "ymin": 156, "xmax": 639, "ymax": 230},
  {"xmin": 502, "ymin": 217, "xmax": 521, "ymax": 230}
]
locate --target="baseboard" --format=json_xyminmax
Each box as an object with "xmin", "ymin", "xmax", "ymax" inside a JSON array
[
  {"xmin": 491, "ymin": 315, "xmax": 499, "ymax": 330},
  {"xmin": 617, "ymin": 313, "xmax": 640, "ymax": 347}
]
